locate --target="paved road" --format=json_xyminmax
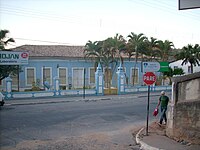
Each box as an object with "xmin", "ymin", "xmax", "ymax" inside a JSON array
[{"xmin": 0, "ymin": 93, "xmax": 165, "ymax": 149}]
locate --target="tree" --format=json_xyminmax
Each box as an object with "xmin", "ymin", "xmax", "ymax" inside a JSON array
[
  {"xmin": 0, "ymin": 29, "xmax": 15, "ymax": 49},
  {"xmin": 163, "ymin": 67, "xmax": 184, "ymax": 85},
  {"xmin": 112, "ymin": 33, "xmax": 127, "ymax": 59},
  {"xmin": 173, "ymin": 68, "xmax": 185, "ymax": 76},
  {"xmin": 175, "ymin": 44, "xmax": 200, "ymax": 73},
  {"xmin": 157, "ymin": 40, "xmax": 174, "ymax": 61},
  {"xmin": 84, "ymin": 34, "xmax": 126, "ymax": 88},
  {"xmin": 0, "ymin": 66, "xmax": 20, "ymax": 81},
  {"xmin": 84, "ymin": 39, "xmax": 116, "ymax": 88},
  {"xmin": 155, "ymin": 40, "xmax": 174, "ymax": 85},
  {"xmin": 145, "ymin": 37, "xmax": 160, "ymax": 61},
  {"xmin": 84, "ymin": 40, "xmax": 103, "ymax": 69},
  {"xmin": 0, "ymin": 29, "xmax": 19, "ymax": 81},
  {"xmin": 163, "ymin": 67, "xmax": 184, "ymax": 77},
  {"xmin": 102, "ymin": 34, "xmax": 126, "ymax": 88},
  {"xmin": 127, "ymin": 32, "xmax": 147, "ymax": 85}
]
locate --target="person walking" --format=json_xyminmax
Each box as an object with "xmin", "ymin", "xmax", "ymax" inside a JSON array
[{"xmin": 157, "ymin": 91, "xmax": 169, "ymax": 125}]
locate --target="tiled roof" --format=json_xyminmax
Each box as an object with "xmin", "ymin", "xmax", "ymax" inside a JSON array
[
  {"xmin": 11, "ymin": 45, "xmax": 136, "ymax": 60},
  {"xmin": 11, "ymin": 45, "xmax": 85, "ymax": 58}
]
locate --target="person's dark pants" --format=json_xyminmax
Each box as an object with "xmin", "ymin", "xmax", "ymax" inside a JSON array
[{"xmin": 160, "ymin": 106, "xmax": 167, "ymax": 124}]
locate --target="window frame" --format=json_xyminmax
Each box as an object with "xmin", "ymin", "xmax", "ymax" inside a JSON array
[
  {"xmin": 25, "ymin": 67, "xmax": 36, "ymax": 86},
  {"xmin": 72, "ymin": 67, "xmax": 84, "ymax": 89},
  {"xmin": 89, "ymin": 67, "xmax": 95, "ymax": 84},
  {"xmin": 130, "ymin": 67, "xmax": 139, "ymax": 84},
  {"xmin": 57, "ymin": 67, "xmax": 68, "ymax": 86},
  {"xmin": 41, "ymin": 67, "xmax": 52, "ymax": 85}
]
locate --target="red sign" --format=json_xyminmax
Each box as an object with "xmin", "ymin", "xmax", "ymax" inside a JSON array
[
  {"xmin": 143, "ymin": 72, "xmax": 156, "ymax": 85},
  {"xmin": 21, "ymin": 52, "xmax": 29, "ymax": 58}
]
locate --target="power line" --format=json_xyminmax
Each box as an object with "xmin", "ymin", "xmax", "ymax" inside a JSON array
[
  {"xmin": 14, "ymin": 37, "xmax": 73, "ymax": 45},
  {"xmin": 1, "ymin": 4, "xmax": 83, "ymax": 20},
  {"xmin": 1, "ymin": 2, "xmax": 200, "ymax": 24},
  {"xmin": 0, "ymin": 9, "xmax": 83, "ymax": 24},
  {"xmin": 0, "ymin": 7, "xmax": 80, "ymax": 21},
  {"xmin": 0, "ymin": 5, "xmax": 99, "ymax": 26}
]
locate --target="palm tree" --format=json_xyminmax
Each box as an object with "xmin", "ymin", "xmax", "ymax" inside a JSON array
[
  {"xmin": 175, "ymin": 44, "xmax": 200, "ymax": 73},
  {"xmin": 0, "ymin": 29, "xmax": 15, "ymax": 50},
  {"xmin": 84, "ymin": 34, "xmax": 126, "ymax": 88},
  {"xmin": 112, "ymin": 33, "xmax": 126, "ymax": 58},
  {"xmin": 125, "ymin": 42, "xmax": 134, "ymax": 61},
  {"xmin": 127, "ymin": 32, "xmax": 147, "ymax": 85},
  {"xmin": 84, "ymin": 40, "xmax": 103, "ymax": 69},
  {"xmin": 112, "ymin": 33, "xmax": 127, "ymax": 77},
  {"xmin": 194, "ymin": 44, "xmax": 200, "ymax": 60},
  {"xmin": 157, "ymin": 40, "xmax": 174, "ymax": 61},
  {"xmin": 0, "ymin": 29, "xmax": 18, "ymax": 82},
  {"xmin": 156, "ymin": 40, "xmax": 174, "ymax": 85},
  {"xmin": 146, "ymin": 37, "xmax": 160, "ymax": 61},
  {"xmin": 102, "ymin": 34, "xmax": 126, "ymax": 88}
]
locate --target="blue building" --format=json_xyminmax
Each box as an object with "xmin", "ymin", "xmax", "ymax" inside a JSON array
[{"xmin": 1, "ymin": 45, "xmax": 144, "ymax": 91}]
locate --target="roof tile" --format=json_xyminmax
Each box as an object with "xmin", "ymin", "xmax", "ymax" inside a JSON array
[{"xmin": 11, "ymin": 45, "xmax": 85, "ymax": 58}]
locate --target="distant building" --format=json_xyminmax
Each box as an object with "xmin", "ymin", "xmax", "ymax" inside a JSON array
[
  {"xmin": 1, "ymin": 45, "xmax": 144, "ymax": 91},
  {"xmin": 170, "ymin": 60, "xmax": 200, "ymax": 75}
]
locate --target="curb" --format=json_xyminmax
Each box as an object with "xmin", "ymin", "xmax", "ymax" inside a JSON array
[
  {"xmin": 3, "ymin": 93, "xmax": 162, "ymax": 106},
  {"xmin": 4, "ymin": 98, "xmax": 112, "ymax": 106},
  {"xmin": 136, "ymin": 127, "xmax": 164, "ymax": 150}
]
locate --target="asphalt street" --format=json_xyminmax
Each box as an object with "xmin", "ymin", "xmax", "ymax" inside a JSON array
[{"xmin": 0, "ymin": 93, "xmax": 165, "ymax": 149}]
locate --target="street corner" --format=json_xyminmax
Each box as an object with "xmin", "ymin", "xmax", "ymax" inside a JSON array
[
  {"xmin": 134, "ymin": 122, "xmax": 167, "ymax": 150},
  {"xmin": 134, "ymin": 127, "xmax": 159, "ymax": 150},
  {"xmin": 136, "ymin": 121, "xmax": 167, "ymax": 139},
  {"xmin": 148, "ymin": 121, "xmax": 166, "ymax": 136}
]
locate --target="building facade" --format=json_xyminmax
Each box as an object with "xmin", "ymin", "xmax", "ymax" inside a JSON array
[
  {"xmin": 169, "ymin": 60, "xmax": 200, "ymax": 75},
  {"xmin": 1, "ymin": 45, "xmax": 144, "ymax": 91}
]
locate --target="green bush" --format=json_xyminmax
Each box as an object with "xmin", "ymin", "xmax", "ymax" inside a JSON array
[{"xmin": 32, "ymin": 86, "xmax": 41, "ymax": 91}]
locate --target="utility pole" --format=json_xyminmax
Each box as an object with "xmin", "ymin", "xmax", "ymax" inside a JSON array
[{"xmin": 83, "ymin": 68, "xmax": 86, "ymax": 99}]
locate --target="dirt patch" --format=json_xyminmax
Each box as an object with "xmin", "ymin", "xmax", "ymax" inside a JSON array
[
  {"xmin": 147, "ymin": 121, "xmax": 166, "ymax": 136},
  {"xmin": 1, "ymin": 128, "xmax": 140, "ymax": 150}
]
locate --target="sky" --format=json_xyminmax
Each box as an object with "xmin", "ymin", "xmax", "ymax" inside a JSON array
[{"xmin": 0, "ymin": 0, "xmax": 200, "ymax": 49}]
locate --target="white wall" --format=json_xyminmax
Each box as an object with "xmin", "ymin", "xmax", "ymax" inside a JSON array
[{"xmin": 170, "ymin": 60, "xmax": 200, "ymax": 75}]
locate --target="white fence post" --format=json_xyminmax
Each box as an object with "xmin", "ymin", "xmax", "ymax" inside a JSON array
[{"xmin": 5, "ymin": 76, "xmax": 12, "ymax": 99}]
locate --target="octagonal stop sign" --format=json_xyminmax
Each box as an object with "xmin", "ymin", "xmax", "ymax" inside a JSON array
[{"xmin": 143, "ymin": 72, "xmax": 156, "ymax": 85}]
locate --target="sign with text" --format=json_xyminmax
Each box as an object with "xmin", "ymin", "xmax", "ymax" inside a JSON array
[
  {"xmin": 159, "ymin": 62, "xmax": 169, "ymax": 72},
  {"xmin": 0, "ymin": 51, "xmax": 29, "ymax": 65},
  {"xmin": 142, "ymin": 62, "xmax": 160, "ymax": 72},
  {"xmin": 143, "ymin": 72, "xmax": 156, "ymax": 85}
]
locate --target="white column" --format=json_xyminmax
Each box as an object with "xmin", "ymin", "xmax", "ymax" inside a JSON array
[{"xmin": 5, "ymin": 76, "xmax": 12, "ymax": 99}]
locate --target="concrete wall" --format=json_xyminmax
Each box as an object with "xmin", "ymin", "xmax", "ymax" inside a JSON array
[{"xmin": 167, "ymin": 72, "xmax": 200, "ymax": 144}]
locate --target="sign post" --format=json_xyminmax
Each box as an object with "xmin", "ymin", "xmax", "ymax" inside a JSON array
[
  {"xmin": 147, "ymin": 85, "xmax": 150, "ymax": 136},
  {"xmin": 143, "ymin": 72, "xmax": 157, "ymax": 136},
  {"xmin": 83, "ymin": 68, "xmax": 86, "ymax": 99}
]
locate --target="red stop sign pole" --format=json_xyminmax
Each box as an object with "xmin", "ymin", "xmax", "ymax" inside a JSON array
[{"xmin": 143, "ymin": 72, "xmax": 156, "ymax": 136}]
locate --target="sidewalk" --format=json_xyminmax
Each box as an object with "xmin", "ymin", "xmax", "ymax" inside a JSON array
[
  {"xmin": 4, "ymin": 92, "xmax": 162, "ymax": 106},
  {"xmin": 136, "ymin": 122, "xmax": 200, "ymax": 150},
  {"xmin": 4, "ymin": 95, "xmax": 110, "ymax": 106}
]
